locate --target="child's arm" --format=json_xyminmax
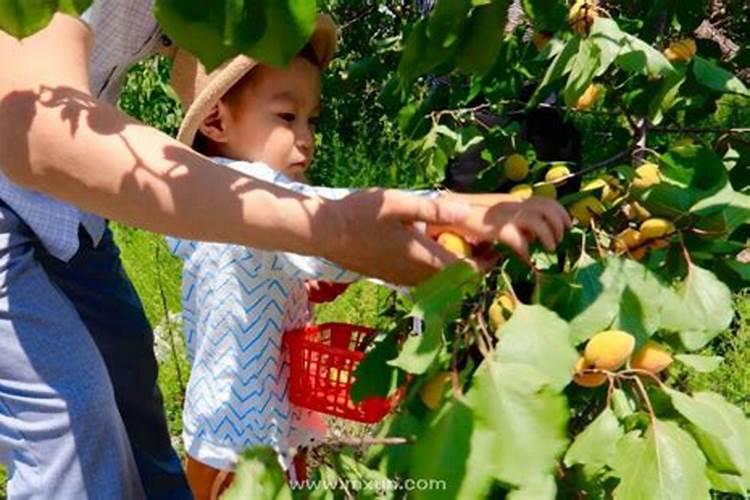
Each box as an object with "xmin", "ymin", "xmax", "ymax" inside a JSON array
[{"xmin": 219, "ymin": 159, "xmax": 570, "ymax": 264}]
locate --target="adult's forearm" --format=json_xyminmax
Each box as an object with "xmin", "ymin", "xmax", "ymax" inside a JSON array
[{"xmin": 2, "ymin": 88, "xmax": 336, "ymax": 253}]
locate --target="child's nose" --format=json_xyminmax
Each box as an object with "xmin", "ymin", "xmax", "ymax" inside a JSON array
[{"xmin": 297, "ymin": 124, "xmax": 314, "ymax": 151}]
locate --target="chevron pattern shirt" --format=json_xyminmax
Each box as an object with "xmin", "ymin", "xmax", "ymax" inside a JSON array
[{"xmin": 168, "ymin": 158, "xmax": 370, "ymax": 471}]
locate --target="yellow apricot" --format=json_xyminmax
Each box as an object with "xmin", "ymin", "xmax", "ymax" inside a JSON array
[
  {"xmin": 582, "ymin": 178, "xmax": 612, "ymax": 202},
  {"xmin": 622, "ymin": 201, "xmax": 651, "ymax": 222},
  {"xmin": 614, "ymin": 228, "xmax": 642, "ymax": 254},
  {"xmin": 639, "ymin": 218, "xmax": 675, "ymax": 241},
  {"xmin": 328, "ymin": 367, "xmax": 349, "ymax": 384},
  {"xmin": 545, "ymin": 164, "xmax": 571, "ymax": 184},
  {"xmin": 510, "ymin": 183, "xmax": 534, "ymax": 200},
  {"xmin": 534, "ymin": 182, "xmax": 557, "ymax": 199},
  {"xmin": 600, "ymin": 176, "xmax": 623, "ymax": 203},
  {"xmin": 573, "ymin": 356, "xmax": 607, "ymax": 388},
  {"xmin": 437, "ymin": 232, "xmax": 472, "ymax": 258},
  {"xmin": 576, "ymin": 84, "xmax": 601, "ymax": 111},
  {"xmin": 532, "ymin": 32, "xmax": 551, "ymax": 51},
  {"xmin": 630, "ymin": 341, "xmax": 673, "ymax": 374},
  {"xmin": 673, "ymin": 137, "xmax": 695, "ymax": 148},
  {"xmin": 632, "ymin": 163, "xmax": 662, "ymax": 190},
  {"xmin": 568, "ymin": 0, "xmax": 598, "ymax": 36},
  {"xmin": 584, "ymin": 330, "xmax": 635, "ymax": 371},
  {"xmin": 505, "ymin": 154, "xmax": 530, "ymax": 181},
  {"xmin": 664, "ymin": 38, "xmax": 697, "ymax": 63},
  {"xmin": 569, "ymin": 196, "xmax": 605, "ymax": 225},
  {"xmin": 420, "ymin": 372, "xmax": 451, "ymax": 410},
  {"xmin": 488, "ymin": 293, "xmax": 515, "ymax": 332}
]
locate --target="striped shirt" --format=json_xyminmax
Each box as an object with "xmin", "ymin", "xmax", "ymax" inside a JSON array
[{"xmin": 168, "ymin": 158, "xmax": 364, "ymax": 471}]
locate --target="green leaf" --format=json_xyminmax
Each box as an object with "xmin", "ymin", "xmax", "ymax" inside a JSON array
[
  {"xmin": 351, "ymin": 333, "xmax": 401, "ymax": 402},
  {"xmin": 677, "ymin": 392, "xmax": 750, "ymax": 485},
  {"xmin": 389, "ymin": 262, "xmax": 480, "ymax": 373},
  {"xmin": 567, "ymin": 258, "xmax": 674, "ymax": 345},
  {"xmin": 609, "ymin": 422, "xmax": 710, "ymax": 500},
  {"xmin": 563, "ymin": 38, "xmax": 601, "ymax": 108},
  {"xmin": 427, "ymin": 0, "xmax": 472, "ymax": 48},
  {"xmin": 611, "ymin": 388, "xmax": 636, "ymax": 420},
  {"xmin": 57, "ymin": 0, "xmax": 92, "ymax": 14},
  {"xmin": 398, "ymin": 19, "xmax": 455, "ymax": 82},
  {"xmin": 674, "ymin": 354, "xmax": 723, "ymax": 373},
  {"xmin": 707, "ymin": 468, "xmax": 748, "ymax": 495},
  {"xmin": 568, "ymin": 259, "xmax": 626, "ymax": 342},
  {"xmin": 465, "ymin": 362, "xmax": 569, "ymax": 489},
  {"xmin": 667, "ymin": 389, "xmax": 733, "ymax": 439},
  {"xmin": 0, "ymin": 0, "xmax": 92, "ymax": 38},
  {"xmin": 723, "ymin": 191, "xmax": 750, "ymax": 233},
  {"xmin": 223, "ymin": 447, "xmax": 292, "ymax": 500},
  {"xmin": 521, "ymin": 0, "xmax": 567, "ymax": 33},
  {"xmin": 455, "ymin": 0, "xmax": 511, "ymax": 76},
  {"xmin": 154, "ymin": 0, "xmax": 317, "ymax": 71},
  {"xmin": 665, "ymin": 145, "xmax": 730, "ymax": 207},
  {"xmin": 693, "ymin": 56, "xmax": 750, "ymax": 96},
  {"xmin": 589, "ymin": 18, "xmax": 626, "ymax": 77},
  {"xmin": 616, "ymin": 34, "xmax": 675, "ymax": 79},
  {"xmin": 495, "ymin": 304, "xmax": 578, "ymax": 391},
  {"xmin": 564, "ymin": 408, "xmax": 624, "ymax": 469},
  {"xmin": 648, "ymin": 67, "xmax": 686, "ymax": 125},
  {"xmin": 409, "ymin": 402, "xmax": 475, "ymax": 500},
  {"xmin": 661, "ymin": 264, "xmax": 734, "ymax": 351},
  {"xmin": 531, "ymin": 37, "xmax": 580, "ymax": 105}
]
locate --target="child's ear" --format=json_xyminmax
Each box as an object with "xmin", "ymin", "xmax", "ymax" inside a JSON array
[{"xmin": 198, "ymin": 101, "xmax": 231, "ymax": 143}]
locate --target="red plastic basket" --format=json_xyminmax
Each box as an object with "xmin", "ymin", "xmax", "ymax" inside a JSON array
[{"xmin": 283, "ymin": 323, "xmax": 403, "ymax": 424}]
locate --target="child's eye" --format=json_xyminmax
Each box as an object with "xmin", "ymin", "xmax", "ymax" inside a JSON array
[
  {"xmin": 309, "ymin": 117, "xmax": 320, "ymax": 128},
  {"xmin": 278, "ymin": 113, "xmax": 296, "ymax": 123}
]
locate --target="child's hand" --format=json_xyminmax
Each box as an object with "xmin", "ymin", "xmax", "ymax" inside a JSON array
[
  {"xmin": 306, "ymin": 281, "xmax": 350, "ymax": 303},
  {"xmin": 435, "ymin": 193, "xmax": 572, "ymax": 263}
]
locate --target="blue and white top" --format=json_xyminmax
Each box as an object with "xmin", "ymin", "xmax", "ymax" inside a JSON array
[{"xmin": 168, "ymin": 158, "xmax": 367, "ymax": 470}]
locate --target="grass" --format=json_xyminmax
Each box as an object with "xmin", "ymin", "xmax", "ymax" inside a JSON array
[{"xmin": 677, "ymin": 292, "xmax": 750, "ymax": 413}]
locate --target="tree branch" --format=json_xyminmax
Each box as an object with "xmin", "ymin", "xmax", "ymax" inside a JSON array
[{"xmin": 651, "ymin": 126, "xmax": 750, "ymax": 135}]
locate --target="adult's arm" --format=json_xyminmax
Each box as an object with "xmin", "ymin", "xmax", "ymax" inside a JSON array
[{"xmin": 0, "ymin": 14, "xmax": 470, "ymax": 285}]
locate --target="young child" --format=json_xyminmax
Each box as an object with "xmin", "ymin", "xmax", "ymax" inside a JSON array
[{"xmin": 167, "ymin": 14, "xmax": 570, "ymax": 499}]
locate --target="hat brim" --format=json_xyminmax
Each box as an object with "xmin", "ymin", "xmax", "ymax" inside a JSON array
[{"xmin": 176, "ymin": 15, "xmax": 337, "ymax": 146}]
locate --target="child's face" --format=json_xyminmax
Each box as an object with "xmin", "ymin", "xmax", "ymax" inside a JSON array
[{"xmin": 215, "ymin": 57, "xmax": 322, "ymax": 182}]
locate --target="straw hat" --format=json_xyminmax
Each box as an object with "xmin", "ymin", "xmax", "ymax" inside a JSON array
[{"xmin": 171, "ymin": 14, "xmax": 338, "ymax": 146}]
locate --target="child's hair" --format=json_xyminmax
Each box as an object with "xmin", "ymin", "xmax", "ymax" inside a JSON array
[{"xmin": 193, "ymin": 43, "xmax": 323, "ymax": 155}]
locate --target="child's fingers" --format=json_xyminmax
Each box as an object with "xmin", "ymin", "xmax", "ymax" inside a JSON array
[
  {"xmin": 519, "ymin": 214, "xmax": 557, "ymax": 251},
  {"xmin": 498, "ymin": 225, "xmax": 530, "ymax": 263},
  {"xmin": 528, "ymin": 198, "xmax": 571, "ymax": 242},
  {"xmin": 540, "ymin": 207, "xmax": 567, "ymax": 244},
  {"xmin": 530, "ymin": 198, "xmax": 571, "ymax": 245}
]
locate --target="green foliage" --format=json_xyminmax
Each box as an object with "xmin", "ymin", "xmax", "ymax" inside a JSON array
[
  {"xmin": 0, "ymin": 0, "xmax": 91, "ymax": 38},
  {"xmin": 610, "ymin": 422, "xmax": 711, "ymax": 499},
  {"xmin": 154, "ymin": 0, "xmax": 316, "ymax": 71},
  {"xmin": 223, "ymin": 447, "xmax": 292, "ymax": 500},
  {"xmin": 118, "ymin": 56, "xmax": 182, "ymax": 137}
]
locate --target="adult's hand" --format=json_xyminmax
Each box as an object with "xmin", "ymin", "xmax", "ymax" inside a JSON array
[{"xmin": 319, "ymin": 190, "xmax": 475, "ymax": 286}]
